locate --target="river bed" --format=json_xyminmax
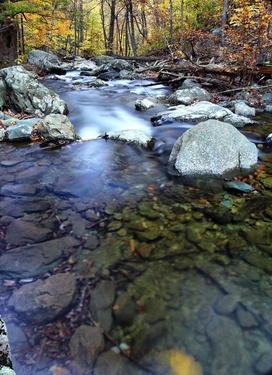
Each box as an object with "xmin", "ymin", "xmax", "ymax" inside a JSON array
[{"xmin": 0, "ymin": 73, "xmax": 272, "ymax": 375}]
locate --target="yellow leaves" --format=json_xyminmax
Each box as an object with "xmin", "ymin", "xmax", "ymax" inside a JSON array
[{"xmin": 162, "ymin": 349, "xmax": 202, "ymax": 375}]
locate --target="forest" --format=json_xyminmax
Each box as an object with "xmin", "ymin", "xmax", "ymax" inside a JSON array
[{"xmin": 0, "ymin": 0, "xmax": 271, "ymax": 78}]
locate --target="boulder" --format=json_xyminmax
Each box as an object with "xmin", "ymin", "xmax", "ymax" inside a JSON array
[
  {"xmin": 169, "ymin": 87, "xmax": 211, "ymax": 105},
  {"xmin": 8, "ymin": 273, "xmax": 77, "ymax": 323},
  {"xmin": 0, "ymin": 66, "xmax": 68, "ymax": 117},
  {"xmin": 0, "ymin": 317, "xmax": 14, "ymax": 373},
  {"xmin": 151, "ymin": 101, "xmax": 253, "ymax": 127},
  {"xmin": 5, "ymin": 219, "xmax": 52, "ymax": 244},
  {"xmin": 168, "ymin": 120, "xmax": 258, "ymax": 178},
  {"xmin": 102, "ymin": 129, "xmax": 155, "ymax": 149},
  {"xmin": 37, "ymin": 114, "xmax": 78, "ymax": 143},
  {"xmin": 180, "ymin": 79, "xmax": 202, "ymax": 89},
  {"xmin": 28, "ymin": 50, "xmax": 67, "ymax": 74}
]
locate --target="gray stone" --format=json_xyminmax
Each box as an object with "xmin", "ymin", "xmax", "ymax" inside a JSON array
[
  {"xmin": 0, "ymin": 367, "xmax": 16, "ymax": 375},
  {"xmin": 4, "ymin": 118, "xmax": 41, "ymax": 141},
  {"xmin": 0, "ymin": 237, "xmax": 80, "ymax": 278},
  {"xmin": 89, "ymin": 281, "xmax": 115, "ymax": 331},
  {"xmin": 169, "ymin": 87, "xmax": 211, "ymax": 105},
  {"xmin": 214, "ymin": 294, "xmax": 240, "ymax": 315},
  {"xmin": 73, "ymin": 59, "xmax": 97, "ymax": 71},
  {"xmin": 0, "ymin": 66, "xmax": 68, "ymax": 117},
  {"xmin": 265, "ymin": 105, "xmax": 272, "ymax": 113},
  {"xmin": 69, "ymin": 325, "xmax": 104, "ymax": 370},
  {"xmin": 168, "ymin": 120, "xmax": 258, "ymax": 178},
  {"xmin": 234, "ymin": 102, "xmax": 256, "ymax": 117},
  {"xmin": 0, "ymin": 317, "xmax": 13, "ymax": 370},
  {"xmin": 236, "ymin": 305, "xmax": 258, "ymax": 328},
  {"xmin": 103, "ymin": 129, "xmax": 155, "ymax": 150},
  {"xmin": 8, "ymin": 273, "xmax": 77, "ymax": 322},
  {"xmin": 135, "ymin": 98, "xmax": 155, "ymax": 111},
  {"xmin": 151, "ymin": 101, "xmax": 253, "ymax": 127},
  {"xmin": 37, "ymin": 114, "xmax": 78, "ymax": 143},
  {"xmin": 180, "ymin": 79, "xmax": 202, "ymax": 89},
  {"xmin": 28, "ymin": 50, "xmax": 67, "ymax": 74},
  {"xmin": 5, "ymin": 219, "xmax": 52, "ymax": 244}
]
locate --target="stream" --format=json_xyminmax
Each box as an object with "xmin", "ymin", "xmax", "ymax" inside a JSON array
[{"xmin": 1, "ymin": 72, "xmax": 272, "ymax": 375}]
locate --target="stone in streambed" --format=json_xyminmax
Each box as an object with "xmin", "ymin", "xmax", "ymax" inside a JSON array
[
  {"xmin": 5, "ymin": 219, "xmax": 52, "ymax": 244},
  {"xmin": 8, "ymin": 273, "xmax": 77, "ymax": 323}
]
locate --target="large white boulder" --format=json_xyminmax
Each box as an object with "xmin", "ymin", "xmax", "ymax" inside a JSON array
[{"xmin": 168, "ymin": 119, "xmax": 258, "ymax": 178}]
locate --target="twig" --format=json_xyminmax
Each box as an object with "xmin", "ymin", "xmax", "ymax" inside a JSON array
[{"xmin": 217, "ymin": 84, "xmax": 272, "ymax": 94}]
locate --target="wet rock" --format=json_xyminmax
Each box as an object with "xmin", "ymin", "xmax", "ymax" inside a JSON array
[
  {"xmin": 94, "ymin": 351, "xmax": 138, "ymax": 375},
  {"xmin": 37, "ymin": 114, "xmax": 78, "ymax": 143},
  {"xmin": 234, "ymin": 102, "xmax": 256, "ymax": 117},
  {"xmin": 0, "ymin": 81, "xmax": 7, "ymax": 109},
  {"xmin": 186, "ymin": 223, "xmax": 205, "ymax": 244},
  {"xmin": 90, "ymin": 79, "xmax": 108, "ymax": 87},
  {"xmin": 214, "ymin": 294, "xmax": 240, "ymax": 315},
  {"xmin": 0, "ymin": 66, "xmax": 68, "ymax": 117},
  {"xmin": 1, "ymin": 184, "xmax": 37, "ymax": 196},
  {"xmin": 74, "ymin": 58, "xmax": 97, "ymax": 71},
  {"xmin": 28, "ymin": 50, "xmax": 67, "ymax": 74},
  {"xmin": 103, "ymin": 129, "xmax": 155, "ymax": 150},
  {"xmin": 83, "ymin": 235, "xmax": 100, "ymax": 250},
  {"xmin": 145, "ymin": 297, "xmax": 167, "ymax": 324},
  {"xmin": 168, "ymin": 120, "xmax": 258, "ymax": 178},
  {"xmin": 90, "ymin": 243, "xmax": 122, "ymax": 268},
  {"xmin": 69, "ymin": 325, "xmax": 104, "ymax": 371},
  {"xmin": 135, "ymin": 221, "xmax": 162, "ymax": 241},
  {"xmin": 113, "ymin": 292, "xmax": 136, "ymax": 326},
  {"xmin": 180, "ymin": 79, "xmax": 202, "ymax": 89},
  {"xmin": 133, "ymin": 321, "xmax": 167, "ymax": 356},
  {"xmin": 151, "ymin": 101, "xmax": 253, "ymax": 127},
  {"xmin": 205, "ymin": 204, "xmax": 232, "ymax": 224},
  {"xmin": 169, "ymin": 87, "xmax": 211, "ymax": 105},
  {"xmin": 244, "ymin": 228, "xmax": 272, "ymax": 253},
  {"xmin": 8, "ymin": 273, "xmax": 77, "ymax": 322},
  {"xmin": 98, "ymin": 71, "xmax": 119, "ymax": 81},
  {"xmin": 242, "ymin": 253, "xmax": 272, "ymax": 274},
  {"xmin": 206, "ymin": 315, "xmax": 251, "ymax": 375},
  {"xmin": 15, "ymin": 166, "xmax": 48, "ymax": 184},
  {"xmin": 135, "ymin": 98, "xmax": 155, "ymax": 111},
  {"xmin": 236, "ymin": 305, "xmax": 259, "ymax": 328},
  {"xmin": 255, "ymin": 351, "xmax": 272, "ymax": 374},
  {"xmin": 5, "ymin": 219, "xmax": 52, "ymax": 244},
  {"xmin": 0, "ymin": 237, "xmax": 80, "ymax": 278},
  {"xmin": 89, "ymin": 281, "xmax": 115, "ymax": 331}
]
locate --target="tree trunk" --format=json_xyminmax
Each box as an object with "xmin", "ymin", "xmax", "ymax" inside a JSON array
[
  {"xmin": 221, "ymin": 0, "xmax": 228, "ymax": 47},
  {"xmin": 0, "ymin": 22, "xmax": 18, "ymax": 66}
]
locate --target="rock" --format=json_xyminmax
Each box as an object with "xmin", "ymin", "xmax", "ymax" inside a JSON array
[
  {"xmin": 69, "ymin": 325, "xmax": 104, "ymax": 371},
  {"xmin": 89, "ymin": 281, "xmax": 115, "ymax": 331},
  {"xmin": 222, "ymin": 180, "xmax": 254, "ymax": 193},
  {"xmin": 90, "ymin": 79, "xmax": 108, "ymax": 88},
  {"xmin": 110, "ymin": 59, "xmax": 133, "ymax": 72},
  {"xmin": 242, "ymin": 253, "xmax": 272, "ymax": 273},
  {"xmin": 135, "ymin": 98, "xmax": 155, "ymax": 111},
  {"xmin": 180, "ymin": 79, "xmax": 202, "ymax": 89},
  {"xmin": 0, "ymin": 80, "xmax": 7, "ymax": 109},
  {"xmin": 28, "ymin": 50, "xmax": 66, "ymax": 74},
  {"xmin": 206, "ymin": 315, "xmax": 250, "ymax": 375},
  {"xmin": 236, "ymin": 305, "xmax": 258, "ymax": 328},
  {"xmin": 103, "ymin": 129, "xmax": 155, "ymax": 150},
  {"xmin": 245, "ymin": 228, "xmax": 272, "ymax": 252},
  {"xmin": 5, "ymin": 219, "xmax": 52, "ymax": 244},
  {"xmin": 168, "ymin": 120, "xmax": 258, "ymax": 178},
  {"xmin": 3, "ymin": 118, "xmax": 41, "ymax": 141},
  {"xmin": 214, "ymin": 294, "xmax": 240, "ymax": 315},
  {"xmin": 0, "ymin": 367, "xmax": 16, "ymax": 375},
  {"xmin": 151, "ymin": 101, "xmax": 253, "ymax": 127},
  {"xmin": 97, "ymin": 71, "xmax": 119, "ymax": 81},
  {"xmin": 8, "ymin": 273, "xmax": 77, "ymax": 323},
  {"xmin": 169, "ymin": 87, "xmax": 211, "ymax": 105},
  {"xmin": 0, "ymin": 317, "xmax": 13, "ymax": 371},
  {"xmin": 234, "ymin": 102, "xmax": 256, "ymax": 117},
  {"xmin": 73, "ymin": 58, "xmax": 97, "ymax": 71},
  {"xmin": 0, "ymin": 66, "xmax": 68, "ymax": 117},
  {"xmin": 0, "ymin": 237, "xmax": 80, "ymax": 278},
  {"xmin": 255, "ymin": 352, "xmax": 272, "ymax": 374},
  {"xmin": 37, "ymin": 114, "xmax": 78, "ymax": 143},
  {"xmin": 0, "ymin": 183, "xmax": 37, "ymax": 196},
  {"xmin": 113, "ymin": 292, "xmax": 136, "ymax": 326},
  {"xmin": 265, "ymin": 105, "xmax": 272, "ymax": 113},
  {"xmin": 94, "ymin": 351, "xmax": 138, "ymax": 375}
]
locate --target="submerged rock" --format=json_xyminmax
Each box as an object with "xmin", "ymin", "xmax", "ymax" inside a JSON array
[
  {"xmin": 0, "ymin": 66, "xmax": 68, "ymax": 117},
  {"xmin": 151, "ymin": 101, "xmax": 253, "ymax": 127},
  {"xmin": 8, "ymin": 273, "xmax": 77, "ymax": 322},
  {"xmin": 168, "ymin": 120, "xmax": 258, "ymax": 178}
]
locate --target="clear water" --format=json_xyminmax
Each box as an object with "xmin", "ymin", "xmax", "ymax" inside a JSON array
[{"xmin": 0, "ymin": 73, "xmax": 272, "ymax": 375}]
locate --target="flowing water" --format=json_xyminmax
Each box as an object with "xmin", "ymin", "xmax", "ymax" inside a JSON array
[{"xmin": 1, "ymin": 72, "xmax": 272, "ymax": 375}]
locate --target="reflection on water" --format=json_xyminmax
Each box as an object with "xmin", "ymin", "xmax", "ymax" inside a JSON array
[{"xmin": 0, "ymin": 74, "xmax": 272, "ymax": 375}]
